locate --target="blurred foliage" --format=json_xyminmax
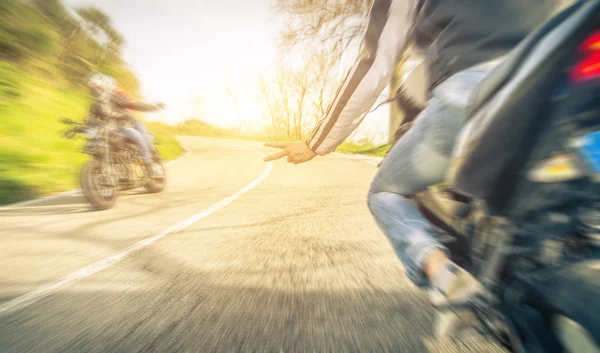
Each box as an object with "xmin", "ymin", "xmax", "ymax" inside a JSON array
[
  {"xmin": 0, "ymin": 0, "xmax": 180, "ymax": 204},
  {"xmin": 175, "ymin": 119, "xmax": 231, "ymax": 137},
  {"xmin": 0, "ymin": 62, "xmax": 22, "ymax": 103},
  {"xmin": 0, "ymin": 0, "xmax": 55, "ymax": 61},
  {"xmin": 0, "ymin": 64, "xmax": 90, "ymax": 204},
  {"xmin": 144, "ymin": 121, "xmax": 185, "ymax": 161},
  {"xmin": 0, "ymin": 0, "xmax": 138, "ymax": 92},
  {"xmin": 335, "ymin": 141, "xmax": 390, "ymax": 157}
]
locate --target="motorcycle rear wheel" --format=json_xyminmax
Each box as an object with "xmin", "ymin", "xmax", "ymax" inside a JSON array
[{"xmin": 80, "ymin": 160, "xmax": 118, "ymax": 210}]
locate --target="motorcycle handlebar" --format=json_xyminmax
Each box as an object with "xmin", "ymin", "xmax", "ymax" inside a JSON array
[
  {"xmin": 64, "ymin": 130, "xmax": 77, "ymax": 139},
  {"xmin": 60, "ymin": 118, "xmax": 79, "ymax": 125},
  {"xmin": 63, "ymin": 126, "xmax": 86, "ymax": 139}
]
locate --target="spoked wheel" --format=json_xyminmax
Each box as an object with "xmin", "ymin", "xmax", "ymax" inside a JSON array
[
  {"xmin": 80, "ymin": 160, "xmax": 118, "ymax": 210},
  {"xmin": 144, "ymin": 156, "xmax": 166, "ymax": 193}
]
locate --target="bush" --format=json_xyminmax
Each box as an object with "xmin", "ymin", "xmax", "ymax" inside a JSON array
[
  {"xmin": 0, "ymin": 0, "xmax": 55, "ymax": 61},
  {"xmin": 0, "ymin": 62, "xmax": 22, "ymax": 105}
]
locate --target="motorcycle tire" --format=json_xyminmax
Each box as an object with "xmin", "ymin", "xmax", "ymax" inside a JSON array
[{"xmin": 80, "ymin": 160, "xmax": 118, "ymax": 210}]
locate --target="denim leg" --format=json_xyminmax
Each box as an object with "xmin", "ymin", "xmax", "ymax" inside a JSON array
[
  {"xmin": 122, "ymin": 127, "xmax": 151, "ymax": 163},
  {"xmin": 368, "ymin": 97, "xmax": 461, "ymax": 287},
  {"xmin": 134, "ymin": 121, "xmax": 156, "ymax": 154},
  {"xmin": 367, "ymin": 65, "xmax": 496, "ymax": 288}
]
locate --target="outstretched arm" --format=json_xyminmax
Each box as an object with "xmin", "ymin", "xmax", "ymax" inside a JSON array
[
  {"xmin": 111, "ymin": 91, "xmax": 164, "ymax": 112},
  {"xmin": 264, "ymin": 0, "xmax": 416, "ymax": 164},
  {"xmin": 119, "ymin": 101, "xmax": 164, "ymax": 112},
  {"xmin": 306, "ymin": 0, "xmax": 416, "ymax": 155}
]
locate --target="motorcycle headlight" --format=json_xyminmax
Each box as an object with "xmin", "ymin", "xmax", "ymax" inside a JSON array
[
  {"xmin": 527, "ymin": 131, "xmax": 600, "ymax": 183},
  {"xmin": 528, "ymin": 154, "xmax": 583, "ymax": 183}
]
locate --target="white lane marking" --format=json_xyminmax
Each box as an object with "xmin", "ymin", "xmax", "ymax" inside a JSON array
[
  {"xmin": 0, "ymin": 145, "xmax": 192, "ymax": 211},
  {"xmin": 0, "ymin": 146, "xmax": 273, "ymax": 316}
]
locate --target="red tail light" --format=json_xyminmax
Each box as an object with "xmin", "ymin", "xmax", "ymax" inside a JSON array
[
  {"xmin": 579, "ymin": 31, "xmax": 600, "ymax": 52},
  {"xmin": 570, "ymin": 31, "xmax": 600, "ymax": 82}
]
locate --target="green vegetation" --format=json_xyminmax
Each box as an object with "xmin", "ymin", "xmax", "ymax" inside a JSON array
[
  {"xmin": 335, "ymin": 142, "xmax": 390, "ymax": 157},
  {"xmin": 1, "ymin": 65, "xmax": 88, "ymax": 204},
  {"xmin": 172, "ymin": 119, "xmax": 232, "ymax": 138},
  {"xmin": 145, "ymin": 121, "xmax": 185, "ymax": 160},
  {"xmin": 0, "ymin": 0, "xmax": 182, "ymax": 205},
  {"xmin": 172, "ymin": 118, "xmax": 389, "ymax": 157}
]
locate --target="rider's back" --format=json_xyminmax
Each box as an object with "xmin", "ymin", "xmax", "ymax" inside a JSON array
[{"xmin": 414, "ymin": 0, "xmax": 575, "ymax": 89}]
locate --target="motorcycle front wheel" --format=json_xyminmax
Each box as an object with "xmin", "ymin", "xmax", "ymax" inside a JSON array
[{"xmin": 80, "ymin": 160, "xmax": 118, "ymax": 210}]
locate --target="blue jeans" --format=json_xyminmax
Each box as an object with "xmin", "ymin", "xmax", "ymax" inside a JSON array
[
  {"xmin": 133, "ymin": 121, "xmax": 156, "ymax": 155},
  {"xmin": 367, "ymin": 60, "xmax": 500, "ymax": 288},
  {"xmin": 122, "ymin": 122, "xmax": 155, "ymax": 163}
]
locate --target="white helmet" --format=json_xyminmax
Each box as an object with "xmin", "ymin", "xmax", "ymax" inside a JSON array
[{"xmin": 88, "ymin": 74, "xmax": 116, "ymax": 101}]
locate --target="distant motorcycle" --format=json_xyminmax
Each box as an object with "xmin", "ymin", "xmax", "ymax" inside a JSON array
[{"xmin": 62, "ymin": 117, "xmax": 166, "ymax": 210}]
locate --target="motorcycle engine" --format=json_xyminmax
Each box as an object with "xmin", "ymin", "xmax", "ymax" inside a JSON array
[{"xmin": 578, "ymin": 205, "xmax": 600, "ymax": 248}]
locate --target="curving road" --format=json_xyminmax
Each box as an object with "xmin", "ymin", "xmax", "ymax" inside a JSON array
[{"xmin": 0, "ymin": 137, "xmax": 503, "ymax": 353}]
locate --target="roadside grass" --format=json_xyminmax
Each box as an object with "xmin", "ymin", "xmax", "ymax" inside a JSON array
[{"xmin": 335, "ymin": 142, "xmax": 390, "ymax": 157}]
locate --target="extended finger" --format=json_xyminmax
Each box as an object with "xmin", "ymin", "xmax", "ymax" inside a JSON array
[
  {"xmin": 264, "ymin": 142, "xmax": 289, "ymax": 149},
  {"xmin": 263, "ymin": 150, "xmax": 288, "ymax": 162}
]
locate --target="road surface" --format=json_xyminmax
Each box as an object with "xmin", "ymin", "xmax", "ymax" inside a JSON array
[{"xmin": 0, "ymin": 137, "xmax": 503, "ymax": 352}]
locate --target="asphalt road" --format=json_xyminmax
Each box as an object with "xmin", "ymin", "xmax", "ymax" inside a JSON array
[{"xmin": 0, "ymin": 137, "xmax": 503, "ymax": 353}]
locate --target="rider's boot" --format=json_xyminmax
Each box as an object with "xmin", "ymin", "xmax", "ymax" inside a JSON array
[
  {"xmin": 430, "ymin": 257, "xmax": 482, "ymax": 338},
  {"xmin": 144, "ymin": 161, "xmax": 155, "ymax": 179}
]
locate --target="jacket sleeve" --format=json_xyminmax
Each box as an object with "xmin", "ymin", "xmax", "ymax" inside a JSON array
[
  {"xmin": 118, "ymin": 101, "xmax": 161, "ymax": 112},
  {"xmin": 110, "ymin": 91, "xmax": 160, "ymax": 112},
  {"xmin": 306, "ymin": 0, "xmax": 416, "ymax": 155}
]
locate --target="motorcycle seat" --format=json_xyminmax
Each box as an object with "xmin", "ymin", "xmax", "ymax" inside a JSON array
[
  {"xmin": 466, "ymin": 3, "xmax": 586, "ymax": 118},
  {"xmin": 448, "ymin": 1, "xmax": 599, "ymax": 212}
]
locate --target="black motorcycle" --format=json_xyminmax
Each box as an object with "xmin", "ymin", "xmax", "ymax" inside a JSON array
[
  {"xmin": 381, "ymin": 2, "xmax": 600, "ymax": 352},
  {"xmin": 62, "ymin": 118, "xmax": 166, "ymax": 210}
]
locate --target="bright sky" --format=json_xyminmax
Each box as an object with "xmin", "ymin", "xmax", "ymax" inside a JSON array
[{"xmin": 64, "ymin": 0, "xmax": 391, "ymax": 143}]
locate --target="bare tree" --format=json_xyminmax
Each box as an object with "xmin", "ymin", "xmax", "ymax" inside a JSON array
[
  {"xmin": 305, "ymin": 48, "xmax": 339, "ymax": 123},
  {"xmin": 274, "ymin": 67, "xmax": 292, "ymax": 137},
  {"xmin": 258, "ymin": 68, "xmax": 292, "ymax": 139},
  {"xmin": 258, "ymin": 57, "xmax": 321, "ymax": 140},
  {"xmin": 224, "ymin": 77, "xmax": 244, "ymax": 134},
  {"xmin": 274, "ymin": 0, "xmax": 371, "ymax": 67},
  {"xmin": 291, "ymin": 58, "xmax": 311, "ymax": 139},
  {"xmin": 190, "ymin": 93, "xmax": 206, "ymax": 120},
  {"xmin": 258, "ymin": 76, "xmax": 279, "ymax": 136},
  {"xmin": 271, "ymin": 1, "xmax": 370, "ymax": 137}
]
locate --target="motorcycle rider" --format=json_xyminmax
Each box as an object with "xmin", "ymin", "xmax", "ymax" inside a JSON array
[
  {"xmin": 263, "ymin": 0, "xmax": 572, "ymax": 337},
  {"xmin": 87, "ymin": 74, "xmax": 165, "ymax": 176}
]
